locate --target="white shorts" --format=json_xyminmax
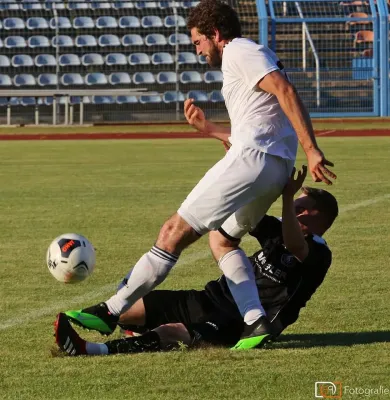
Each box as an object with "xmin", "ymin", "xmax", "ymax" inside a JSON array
[{"xmin": 178, "ymin": 143, "xmax": 294, "ymax": 238}]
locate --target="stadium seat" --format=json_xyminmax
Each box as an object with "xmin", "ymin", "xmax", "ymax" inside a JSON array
[
  {"xmin": 37, "ymin": 97, "xmax": 53, "ymax": 106},
  {"xmin": 96, "ymin": 16, "xmax": 118, "ymax": 29},
  {"xmin": 5, "ymin": 36, "xmax": 27, "ymax": 48},
  {"xmin": 93, "ymin": 96, "xmax": 115, "ymax": 104},
  {"xmin": 35, "ymin": 54, "xmax": 57, "ymax": 67},
  {"xmin": 168, "ymin": 33, "xmax": 191, "ymax": 46},
  {"xmin": 129, "ymin": 53, "xmax": 150, "ymax": 65},
  {"xmin": 204, "ymin": 70, "xmax": 223, "ymax": 83},
  {"xmin": 180, "ymin": 71, "xmax": 202, "ymax": 84},
  {"xmin": 85, "ymin": 72, "xmax": 108, "ymax": 85},
  {"xmin": 105, "ymin": 53, "xmax": 127, "ymax": 65},
  {"xmin": 139, "ymin": 94, "xmax": 162, "ymax": 104},
  {"xmin": 133, "ymin": 72, "xmax": 155, "ymax": 84},
  {"xmin": 21, "ymin": 0, "xmax": 43, "ymax": 10},
  {"xmin": 4, "ymin": 18, "xmax": 25, "ymax": 30},
  {"xmin": 0, "ymin": 38, "xmax": 3, "ymax": 48},
  {"xmin": 28, "ymin": 35, "xmax": 51, "ymax": 48},
  {"xmin": 354, "ymin": 30, "xmax": 374, "ymax": 46},
  {"xmin": 49, "ymin": 17, "xmax": 72, "ymax": 30},
  {"xmin": 81, "ymin": 53, "xmax": 104, "ymax": 66},
  {"xmin": 9, "ymin": 97, "xmax": 20, "ymax": 106},
  {"xmin": 135, "ymin": 1, "xmax": 158, "ymax": 8},
  {"xmin": 178, "ymin": 52, "xmax": 197, "ymax": 64},
  {"xmin": 198, "ymin": 55, "xmax": 207, "ymax": 64},
  {"xmin": 0, "ymin": 98, "xmax": 9, "ymax": 106},
  {"xmin": 52, "ymin": 35, "xmax": 74, "ymax": 48},
  {"xmin": 122, "ymin": 34, "xmax": 144, "ymax": 46},
  {"xmin": 145, "ymin": 33, "xmax": 168, "ymax": 46},
  {"xmin": 163, "ymin": 90, "xmax": 185, "ymax": 103},
  {"xmin": 164, "ymin": 15, "xmax": 186, "ymax": 28},
  {"xmin": 181, "ymin": 1, "xmax": 200, "ymax": 8},
  {"xmin": 116, "ymin": 95, "xmax": 138, "ymax": 104},
  {"xmin": 61, "ymin": 73, "xmax": 84, "ymax": 86},
  {"xmin": 346, "ymin": 12, "xmax": 371, "ymax": 30},
  {"xmin": 141, "ymin": 16, "xmax": 163, "ymax": 28},
  {"xmin": 158, "ymin": 1, "xmax": 181, "ymax": 8},
  {"xmin": 151, "ymin": 52, "xmax": 174, "ymax": 65},
  {"xmin": 67, "ymin": 0, "xmax": 89, "ymax": 9},
  {"xmin": 209, "ymin": 90, "xmax": 224, "ymax": 102},
  {"xmin": 362, "ymin": 48, "xmax": 373, "ymax": 57},
  {"xmin": 108, "ymin": 72, "xmax": 131, "ymax": 85},
  {"xmin": 26, "ymin": 17, "xmax": 50, "ymax": 30},
  {"xmin": 187, "ymin": 90, "xmax": 208, "ymax": 102},
  {"xmin": 113, "ymin": 1, "xmax": 134, "ymax": 9},
  {"xmin": 11, "ymin": 54, "xmax": 34, "ymax": 67},
  {"xmin": 90, "ymin": 1, "xmax": 111, "ymax": 9},
  {"xmin": 75, "ymin": 35, "xmax": 98, "ymax": 47},
  {"xmin": 98, "ymin": 34, "xmax": 121, "ymax": 47},
  {"xmin": 37, "ymin": 73, "xmax": 58, "ymax": 86},
  {"xmin": 59, "ymin": 54, "xmax": 81, "ymax": 66},
  {"xmin": 14, "ymin": 74, "xmax": 36, "ymax": 87},
  {"xmin": 156, "ymin": 71, "xmax": 177, "ymax": 84},
  {"xmin": 119, "ymin": 16, "xmax": 141, "ymax": 29},
  {"xmin": 0, "ymin": 56, "xmax": 11, "ymax": 68},
  {"xmin": 73, "ymin": 17, "xmax": 95, "ymax": 29},
  {"xmin": 0, "ymin": 1, "xmax": 20, "ymax": 10},
  {"xmin": 44, "ymin": 0, "xmax": 66, "ymax": 10},
  {"xmin": 20, "ymin": 97, "xmax": 36, "ymax": 106},
  {"xmin": 0, "ymin": 74, "xmax": 12, "ymax": 86}
]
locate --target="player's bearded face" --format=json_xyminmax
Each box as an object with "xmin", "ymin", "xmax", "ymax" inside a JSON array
[{"xmin": 207, "ymin": 39, "xmax": 222, "ymax": 67}]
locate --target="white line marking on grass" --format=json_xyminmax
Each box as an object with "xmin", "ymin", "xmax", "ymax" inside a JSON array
[{"xmin": 1, "ymin": 193, "xmax": 389, "ymax": 331}]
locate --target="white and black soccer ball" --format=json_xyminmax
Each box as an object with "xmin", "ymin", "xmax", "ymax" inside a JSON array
[{"xmin": 46, "ymin": 233, "xmax": 96, "ymax": 283}]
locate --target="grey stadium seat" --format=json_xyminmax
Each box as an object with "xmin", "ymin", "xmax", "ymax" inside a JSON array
[
  {"xmin": 52, "ymin": 35, "xmax": 74, "ymax": 48},
  {"xmin": 20, "ymin": 97, "xmax": 36, "ymax": 106},
  {"xmin": 136, "ymin": 1, "xmax": 158, "ymax": 8},
  {"xmin": 157, "ymin": 71, "xmax": 177, "ymax": 84},
  {"xmin": 116, "ymin": 96, "xmax": 138, "ymax": 104},
  {"xmin": 163, "ymin": 91, "xmax": 185, "ymax": 103},
  {"xmin": 0, "ymin": 74, "xmax": 12, "ymax": 86},
  {"xmin": 96, "ymin": 16, "xmax": 118, "ymax": 29},
  {"xmin": 139, "ymin": 94, "xmax": 162, "ymax": 104},
  {"xmin": 187, "ymin": 90, "xmax": 208, "ymax": 102},
  {"xmin": 204, "ymin": 70, "xmax": 223, "ymax": 83},
  {"xmin": 113, "ymin": 1, "xmax": 134, "ymax": 9},
  {"xmin": 181, "ymin": 1, "xmax": 200, "ymax": 8},
  {"xmin": 61, "ymin": 73, "xmax": 84, "ymax": 86},
  {"xmin": 0, "ymin": 56, "xmax": 11, "ymax": 68},
  {"xmin": 109, "ymin": 72, "xmax": 131, "ymax": 85},
  {"xmin": 44, "ymin": 0, "xmax": 66, "ymax": 10},
  {"xmin": 0, "ymin": 0, "xmax": 20, "ymax": 10},
  {"xmin": 133, "ymin": 72, "xmax": 155, "ymax": 84},
  {"xmin": 81, "ymin": 53, "xmax": 104, "ymax": 66},
  {"xmin": 28, "ymin": 36, "xmax": 51, "ymax": 48},
  {"xmin": 68, "ymin": 0, "xmax": 89, "ymax": 9},
  {"xmin": 4, "ymin": 18, "xmax": 25, "ymax": 30},
  {"xmin": 73, "ymin": 17, "xmax": 95, "ymax": 29},
  {"xmin": 98, "ymin": 34, "xmax": 121, "ymax": 47},
  {"xmin": 26, "ymin": 17, "xmax": 49, "ymax": 30},
  {"xmin": 22, "ymin": 0, "xmax": 43, "ymax": 10},
  {"xmin": 93, "ymin": 96, "xmax": 115, "ymax": 104},
  {"xmin": 91, "ymin": 1, "xmax": 111, "ymax": 9},
  {"xmin": 151, "ymin": 52, "xmax": 174, "ymax": 65},
  {"xmin": 168, "ymin": 33, "xmax": 191, "ymax": 46},
  {"xmin": 141, "ymin": 16, "xmax": 163, "ymax": 28},
  {"xmin": 145, "ymin": 33, "xmax": 167, "ymax": 46},
  {"xmin": 14, "ymin": 74, "xmax": 36, "ymax": 87},
  {"xmin": 209, "ymin": 90, "xmax": 224, "ymax": 103},
  {"xmin": 119, "ymin": 16, "xmax": 140, "ymax": 29},
  {"xmin": 180, "ymin": 71, "xmax": 202, "ymax": 84},
  {"xmin": 178, "ymin": 52, "xmax": 197, "ymax": 65},
  {"xmin": 164, "ymin": 15, "xmax": 186, "ymax": 28},
  {"xmin": 105, "ymin": 53, "xmax": 127, "ymax": 66},
  {"xmin": 121, "ymin": 34, "xmax": 143, "ymax": 46},
  {"xmin": 5, "ymin": 36, "xmax": 27, "ymax": 48},
  {"xmin": 59, "ymin": 54, "xmax": 81, "ymax": 66},
  {"xmin": 49, "ymin": 17, "xmax": 72, "ymax": 29},
  {"xmin": 85, "ymin": 72, "xmax": 108, "ymax": 85},
  {"xmin": 198, "ymin": 55, "xmax": 207, "ymax": 64},
  {"xmin": 11, "ymin": 54, "xmax": 34, "ymax": 67},
  {"xmin": 35, "ymin": 54, "xmax": 57, "ymax": 67},
  {"xmin": 75, "ymin": 35, "xmax": 98, "ymax": 47},
  {"xmin": 158, "ymin": 1, "xmax": 180, "ymax": 8},
  {"xmin": 37, "ymin": 73, "xmax": 58, "ymax": 87},
  {"xmin": 129, "ymin": 53, "xmax": 150, "ymax": 65}
]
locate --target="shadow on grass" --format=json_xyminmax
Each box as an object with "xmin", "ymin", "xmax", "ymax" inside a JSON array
[{"xmin": 272, "ymin": 331, "xmax": 390, "ymax": 349}]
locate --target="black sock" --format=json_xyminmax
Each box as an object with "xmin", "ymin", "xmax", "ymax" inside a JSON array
[{"xmin": 105, "ymin": 331, "xmax": 161, "ymax": 354}]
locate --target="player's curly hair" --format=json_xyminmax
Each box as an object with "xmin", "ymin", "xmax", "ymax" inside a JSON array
[{"xmin": 187, "ymin": 0, "xmax": 242, "ymax": 40}]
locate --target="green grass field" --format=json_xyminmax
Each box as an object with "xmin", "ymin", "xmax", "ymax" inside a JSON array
[{"xmin": 0, "ymin": 137, "xmax": 389, "ymax": 399}]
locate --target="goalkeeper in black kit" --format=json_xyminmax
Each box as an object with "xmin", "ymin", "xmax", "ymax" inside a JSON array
[{"xmin": 55, "ymin": 166, "xmax": 338, "ymax": 355}]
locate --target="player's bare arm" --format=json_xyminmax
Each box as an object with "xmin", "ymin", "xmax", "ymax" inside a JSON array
[
  {"xmin": 281, "ymin": 166, "xmax": 309, "ymax": 262},
  {"xmin": 257, "ymin": 71, "xmax": 337, "ymax": 185},
  {"xmin": 184, "ymin": 98, "xmax": 231, "ymax": 142}
]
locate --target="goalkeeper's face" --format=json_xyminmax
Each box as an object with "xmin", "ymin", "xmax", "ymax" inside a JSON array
[{"xmin": 190, "ymin": 28, "xmax": 223, "ymax": 68}]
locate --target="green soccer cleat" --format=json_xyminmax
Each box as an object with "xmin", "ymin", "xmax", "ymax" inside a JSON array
[
  {"xmin": 65, "ymin": 302, "xmax": 118, "ymax": 335},
  {"xmin": 231, "ymin": 316, "xmax": 274, "ymax": 350}
]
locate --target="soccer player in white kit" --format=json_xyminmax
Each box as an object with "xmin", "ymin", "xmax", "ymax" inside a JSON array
[{"xmin": 63, "ymin": 0, "xmax": 336, "ymax": 350}]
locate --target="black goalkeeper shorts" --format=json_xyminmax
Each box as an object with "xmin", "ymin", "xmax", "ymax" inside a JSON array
[{"xmin": 142, "ymin": 290, "xmax": 246, "ymax": 346}]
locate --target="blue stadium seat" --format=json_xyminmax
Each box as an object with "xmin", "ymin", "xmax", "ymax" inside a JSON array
[
  {"xmin": 204, "ymin": 70, "xmax": 223, "ymax": 83},
  {"xmin": 11, "ymin": 54, "xmax": 34, "ymax": 67},
  {"xmin": 35, "ymin": 54, "xmax": 57, "ymax": 67},
  {"xmin": 151, "ymin": 52, "xmax": 174, "ymax": 65},
  {"xmin": 135, "ymin": 1, "xmax": 158, "ymax": 8},
  {"xmin": 129, "ymin": 53, "xmax": 150, "ymax": 65},
  {"xmin": 139, "ymin": 94, "xmax": 162, "ymax": 104},
  {"xmin": 61, "ymin": 73, "xmax": 84, "ymax": 86},
  {"xmin": 121, "ymin": 34, "xmax": 143, "ymax": 46},
  {"xmin": 21, "ymin": 97, "xmax": 36, "ymax": 106},
  {"xmin": 44, "ymin": 0, "xmax": 66, "ymax": 10},
  {"xmin": 9, "ymin": 97, "xmax": 20, "ymax": 106},
  {"xmin": 28, "ymin": 35, "xmax": 51, "ymax": 48},
  {"xmin": 116, "ymin": 95, "xmax": 138, "ymax": 104},
  {"xmin": 81, "ymin": 53, "xmax": 104, "ymax": 66},
  {"xmin": 141, "ymin": 16, "xmax": 163, "ymax": 28},
  {"xmin": 113, "ymin": 1, "xmax": 134, "ymax": 9},
  {"xmin": 85, "ymin": 72, "xmax": 108, "ymax": 85},
  {"xmin": 0, "ymin": 98, "xmax": 9, "ymax": 106},
  {"xmin": 119, "ymin": 16, "xmax": 140, "ymax": 28},
  {"xmin": 93, "ymin": 96, "xmax": 115, "ymax": 104},
  {"xmin": 90, "ymin": 1, "xmax": 111, "ymax": 9},
  {"xmin": 0, "ymin": 56, "xmax": 11, "ymax": 68},
  {"xmin": 67, "ymin": 0, "xmax": 88, "ymax": 9},
  {"xmin": 164, "ymin": 15, "xmax": 186, "ymax": 28},
  {"xmin": 37, "ymin": 97, "xmax": 53, "ymax": 106},
  {"xmin": 73, "ymin": 16, "xmax": 95, "ymax": 29},
  {"xmin": 108, "ymin": 72, "xmax": 131, "ymax": 85},
  {"xmin": 37, "ymin": 73, "xmax": 58, "ymax": 86},
  {"xmin": 178, "ymin": 52, "xmax": 197, "ymax": 64},
  {"xmin": 209, "ymin": 90, "xmax": 224, "ymax": 103},
  {"xmin": 181, "ymin": 1, "xmax": 200, "ymax": 8},
  {"xmin": 59, "ymin": 54, "xmax": 81, "ymax": 66},
  {"xmin": 26, "ymin": 17, "xmax": 49, "ymax": 30},
  {"xmin": 75, "ymin": 35, "xmax": 98, "ymax": 47},
  {"xmin": 52, "ymin": 35, "xmax": 74, "ymax": 48},
  {"xmin": 163, "ymin": 91, "xmax": 185, "ymax": 103},
  {"xmin": 21, "ymin": 0, "xmax": 43, "ymax": 10},
  {"xmin": 180, "ymin": 71, "xmax": 202, "ymax": 84},
  {"xmin": 198, "ymin": 55, "xmax": 207, "ymax": 64},
  {"xmin": 14, "ymin": 74, "xmax": 36, "ymax": 87},
  {"xmin": 187, "ymin": 90, "xmax": 208, "ymax": 102},
  {"xmin": 98, "ymin": 34, "xmax": 121, "ymax": 47},
  {"xmin": 145, "ymin": 33, "xmax": 167, "ymax": 46},
  {"xmin": 0, "ymin": 1, "xmax": 20, "ymax": 10},
  {"xmin": 49, "ymin": 17, "xmax": 72, "ymax": 29},
  {"xmin": 96, "ymin": 16, "xmax": 118, "ymax": 29},
  {"xmin": 158, "ymin": 1, "xmax": 180, "ymax": 8},
  {"xmin": 5, "ymin": 36, "xmax": 27, "ymax": 48},
  {"xmin": 133, "ymin": 72, "xmax": 155, "ymax": 84},
  {"xmin": 157, "ymin": 71, "xmax": 177, "ymax": 84},
  {"xmin": 105, "ymin": 53, "xmax": 127, "ymax": 65},
  {"xmin": 0, "ymin": 74, "xmax": 12, "ymax": 86},
  {"xmin": 168, "ymin": 33, "xmax": 191, "ymax": 46},
  {"xmin": 4, "ymin": 17, "xmax": 25, "ymax": 30}
]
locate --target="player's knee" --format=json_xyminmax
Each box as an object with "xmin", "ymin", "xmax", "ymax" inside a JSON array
[{"xmin": 209, "ymin": 230, "xmax": 241, "ymax": 261}]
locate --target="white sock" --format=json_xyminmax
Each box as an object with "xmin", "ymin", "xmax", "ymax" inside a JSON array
[
  {"xmin": 218, "ymin": 249, "xmax": 265, "ymax": 325},
  {"xmin": 105, "ymin": 246, "xmax": 179, "ymax": 316},
  {"xmin": 86, "ymin": 342, "xmax": 109, "ymax": 355}
]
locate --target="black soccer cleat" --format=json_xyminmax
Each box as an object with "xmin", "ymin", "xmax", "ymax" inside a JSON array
[
  {"xmin": 231, "ymin": 316, "xmax": 274, "ymax": 350},
  {"xmin": 55, "ymin": 313, "xmax": 87, "ymax": 356}
]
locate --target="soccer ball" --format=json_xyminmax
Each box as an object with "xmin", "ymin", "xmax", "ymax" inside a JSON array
[{"xmin": 46, "ymin": 233, "xmax": 96, "ymax": 283}]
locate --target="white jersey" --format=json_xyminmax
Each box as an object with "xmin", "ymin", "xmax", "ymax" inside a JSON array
[{"xmin": 221, "ymin": 37, "xmax": 298, "ymax": 160}]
